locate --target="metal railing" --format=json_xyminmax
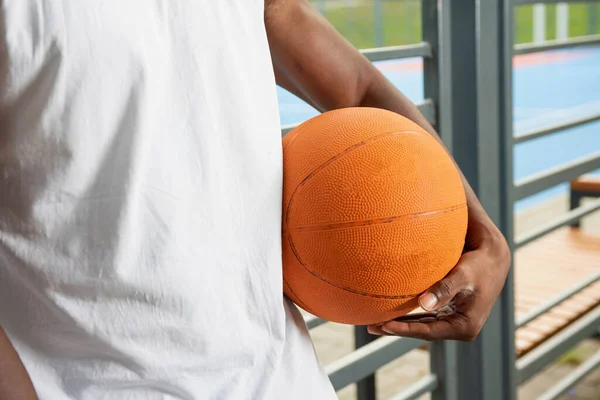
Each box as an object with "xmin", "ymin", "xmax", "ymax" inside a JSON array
[
  {"xmin": 514, "ymin": 111, "xmax": 600, "ymax": 144},
  {"xmin": 326, "ymin": 336, "xmax": 426, "ymax": 391},
  {"xmin": 514, "ymin": 34, "xmax": 600, "ymax": 54},
  {"xmin": 281, "ymin": 1, "xmax": 600, "ymax": 399}
]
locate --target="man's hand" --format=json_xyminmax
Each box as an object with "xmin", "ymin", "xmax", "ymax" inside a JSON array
[
  {"xmin": 367, "ymin": 217, "xmax": 511, "ymax": 341},
  {"xmin": 265, "ymin": 0, "xmax": 511, "ymax": 341}
]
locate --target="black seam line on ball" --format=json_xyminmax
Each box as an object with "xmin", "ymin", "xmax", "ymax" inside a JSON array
[{"xmin": 286, "ymin": 234, "xmax": 421, "ymax": 300}]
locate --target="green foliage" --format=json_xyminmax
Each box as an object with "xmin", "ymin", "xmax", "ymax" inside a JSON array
[
  {"xmin": 557, "ymin": 347, "xmax": 586, "ymax": 366},
  {"xmin": 309, "ymin": 0, "xmax": 599, "ymax": 49}
]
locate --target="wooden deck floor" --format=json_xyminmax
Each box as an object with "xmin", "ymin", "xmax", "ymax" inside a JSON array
[{"xmin": 515, "ymin": 227, "xmax": 600, "ymax": 356}]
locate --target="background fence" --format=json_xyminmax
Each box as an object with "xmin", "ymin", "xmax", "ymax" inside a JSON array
[
  {"xmin": 309, "ymin": 0, "xmax": 600, "ymax": 48},
  {"xmin": 282, "ymin": 1, "xmax": 600, "ymax": 399}
]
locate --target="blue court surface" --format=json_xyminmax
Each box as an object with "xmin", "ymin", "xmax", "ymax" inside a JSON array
[{"xmin": 276, "ymin": 46, "xmax": 600, "ymax": 212}]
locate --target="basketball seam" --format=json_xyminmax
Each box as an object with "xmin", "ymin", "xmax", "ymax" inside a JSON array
[
  {"xmin": 285, "ymin": 203, "xmax": 467, "ymax": 234},
  {"xmin": 283, "ymin": 276, "xmax": 316, "ymax": 314},
  {"xmin": 286, "ymin": 234, "xmax": 420, "ymax": 300},
  {"xmin": 283, "ymin": 129, "xmax": 424, "ymax": 230}
]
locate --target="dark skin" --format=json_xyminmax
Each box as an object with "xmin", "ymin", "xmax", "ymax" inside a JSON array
[
  {"xmin": 265, "ymin": 0, "xmax": 511, "ymax": 341},
  {"xmin": 0, "ymin": 328, "xmax": 37, "ymax": 399},
  {"xmin": 1, "ymin": 1, "xmax": 511, "ymax": 396}
]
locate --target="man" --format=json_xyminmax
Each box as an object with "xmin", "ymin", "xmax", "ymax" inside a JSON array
[{"xmin": 0, "ymin": 1, "xmax": 510, "ymax": 399}]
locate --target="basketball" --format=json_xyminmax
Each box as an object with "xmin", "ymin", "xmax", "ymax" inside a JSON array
[{"xmin": 281, "ymin": 107, "xmax": 468, "ymax": 326}]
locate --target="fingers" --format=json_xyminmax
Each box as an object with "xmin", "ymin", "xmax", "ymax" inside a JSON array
[
  {"xmin": 378, "ymin": 312, "xmax": 481, "ymax": 342},
  {"xmin": 367, "ymin": 294, "xmax": 485, "ymax": 341},
  {"xmin": 381, "ymin": 318, "xmax": 457, "ymax": 341},
  {"xmin": 366, "ymin": 251, "xmax": 496, "ymax": 341},
  {"xmin": 367, "ymin": 324, "xmax": 388, "ymax": 336},
  {"xmin": 366, "ymin": 304, "xmax": 457, "ymax": 337},
  {"xmin": 418, "ymin": 253, "xmax": 476, "ymax": 311},
  {"xmin": 393, "ymin": 303, "xmax": 457, "ymax": 323}
]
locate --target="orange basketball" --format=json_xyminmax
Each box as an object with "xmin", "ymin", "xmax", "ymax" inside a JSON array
[{"xmin": 282, "ymin": 107, "xmax": 468, "ymax": 326}]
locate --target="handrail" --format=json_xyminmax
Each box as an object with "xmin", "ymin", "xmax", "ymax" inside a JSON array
[
  {"xmin": 514, "ymin": 34, "xmax": 600, "ymax": 55},
  {"xmin": 514, "ymin": 112, "xmax": 600, "ymax": 144},
  {"xmin": 389, "ymin": 374, "xmax": 438, "ymax": 400},
  {"xmin": 514, "ymin": 0, "xmax": 598, "ymax": 6},
  {"xmin": 516, "ymin": 305, "xmax": 600, "ymax": 384},
  {"xmin": 516, "ymin": 270, "xmax": 600, "ymax": 328},
  {"xmin": 537, "ymin": 349, "xmax": 600, "ymax": 400},
  {"xmin": 514, "ymin": 152, "xmax": 600, "ymax": 201},
  {"xmin": 361, "ymin": 42, "xmax": 432, "ymax": 62},
  {"xmin": 515, "ymin": 196, "xmax": 600, "ymax": 248},
  {"xmin": 326, "ymin": 336, "xmax": 425, "ymax": 390},
  {"xmin": 304, "ymin": 315, "xmax": 328, "ymax": 330}
]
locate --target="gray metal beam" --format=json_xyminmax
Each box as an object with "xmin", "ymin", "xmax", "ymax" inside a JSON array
[
  {"xmin": 389, "ymin": 374, "xmax": 438, "ymax": 400},
  {"xmin": 516, "ymin": 270, "xmax": 600, "ymax": 328},
  {"xmin": 515, "ymin": 196, "xmax": 600, "ymax": 248},
  {"xmin": 590, "ymin": 3, "xmax": 599, "ymax": 35},
  {"xmin": 430, "ymin": 341, "xmax": 458, "ymax": 400},
  {"xmin": 413, "ymin": 99, "xmax": 436, "ymax": 128},
  {"xmin": 361, "ymin": 42, "xmax": 432, "ymax": 62},
  {"xmin": 516, "ymin": 305, "xmax": 600, "ymax": 384},
  {"xmin": 514, "ymin": 112, "xmax": 600, "ymax": 144},
  {"xmin": 281, "ymin": 124, "xmax": 297, "ymax": 137},
  {"xmin": 514, "ymin": 34, "xmax": 600, "ymax": 55},
  {"xmin": 422, "ymin": 4, "xmax": 461, "ymax": 399},
  {"xmin": 354, "ymin": 326, "xmax": 377, "ymax": 400},
  {"xmin": 514, "ymin": 152, "xmax": 600, "ymax": 201},
  {"xmin": 315, "ymin": 0, "xmax": 326, "ymax": 14},
  {"xmin": 537, "ymin": 349, "xmax": 600, "ymax": 400},
  {"xmin": 424, "ymin": 1, "xmax": 516, "ymax": 399},
  {"xmin": 422, "ymin": 0, "xmax": 452, "ymax": 146},
  {"xmin": 280, "ymin": 99, "xmax": 436, "ymax": 137},
  {"xmin": 304, "ymin": 315, "xmax": 328, "ymax": 330},
  {"xmin": 325, "ymin": 336, "xmax": 425, "ymax": 391},
  {"xmin": 373, "ymin": 0, "xmax": 384, "ymax": 48},
  {"xmin": 476, "ymin": 2, "xmax": 517, "ymax": 399}
]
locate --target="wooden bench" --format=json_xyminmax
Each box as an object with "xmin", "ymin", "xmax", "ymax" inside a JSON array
[{"xmin": 514, "ymin": 175, "xmax": 600, "ymax": 357}]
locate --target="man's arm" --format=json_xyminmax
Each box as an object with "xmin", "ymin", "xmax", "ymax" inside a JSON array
[
  {"xmin": 0, "ymin": 327, "xmax": 37, "ymax": 399},
  {"xmin": 265, "ymin": 0, "xmax": 511, "ymax": 341}
]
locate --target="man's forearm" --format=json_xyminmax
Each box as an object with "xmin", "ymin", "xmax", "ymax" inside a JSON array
[
  {"xmin": 267, "ymin": 0, "xmax": 503, "ymax": 240},
  {"xmin": 0, "ymin": 327, "xmax": 37, "ymax": 399}
]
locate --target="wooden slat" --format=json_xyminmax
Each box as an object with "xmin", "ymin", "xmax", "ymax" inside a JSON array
[
  {"xmin": 514, "ymin": 227, "xmax": 600, "ymax": 357},
  {"xmin": 570, "ymin": 175, "xmax": 600, "ymax": 193}
]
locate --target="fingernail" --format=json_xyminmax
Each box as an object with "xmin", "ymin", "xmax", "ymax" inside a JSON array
[{"xmin": 419, "ymin": 292, "xmax": 438, "ymax": 311}]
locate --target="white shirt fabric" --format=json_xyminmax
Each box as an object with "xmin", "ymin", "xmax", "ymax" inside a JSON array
[{"xmin": 0, "ymin": 1, "xmax": 337, "ymax": 399}]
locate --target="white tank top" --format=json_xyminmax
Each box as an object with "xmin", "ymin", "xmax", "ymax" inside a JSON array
[{"xmin": 0, "ymin": 1, "xmax": 336, "ymax": 399}]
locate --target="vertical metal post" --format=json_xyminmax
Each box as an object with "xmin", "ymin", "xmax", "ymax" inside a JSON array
[
  {"xmin": 474, "ymin": 1, "xmax": 517, "ymax": 399},
  {"xmin": 589, "ymin": 3, "xmax": 598, "ymax": 35},
  {"xmin": 533, "ymin": 4, "xmax": 547, "ymax": 44},
  {"xmin": 345, "ymin": 0, "xmax": 354, "ymax": 46},
  {"xmin": 556, "ymin": 3, "xmax": 569, "ymax": 40},
  {"xmin": 422, "ymin": 2, "xmax": 458, "ymax": 398},
  {"xmin": 424, "ymin": 0, "xmax": 517, "ymax": 399},
  {"xmin": 354, "ymin": 327, "xmax": 377, "ymax": 400},
  {"xmin": 374, "ymin": 0, "xmax": 384, "ymax": 47},
  {"xmin": 316, "ymin": 0, "xmax": 326, "ymax": 15},
  {"xmin": 422, "ymin": 0, "xmax": 453, "ymax": 149},
  {"xmin": 570, "ymin": 192, "xmax": 582, "ymax": 227}
]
